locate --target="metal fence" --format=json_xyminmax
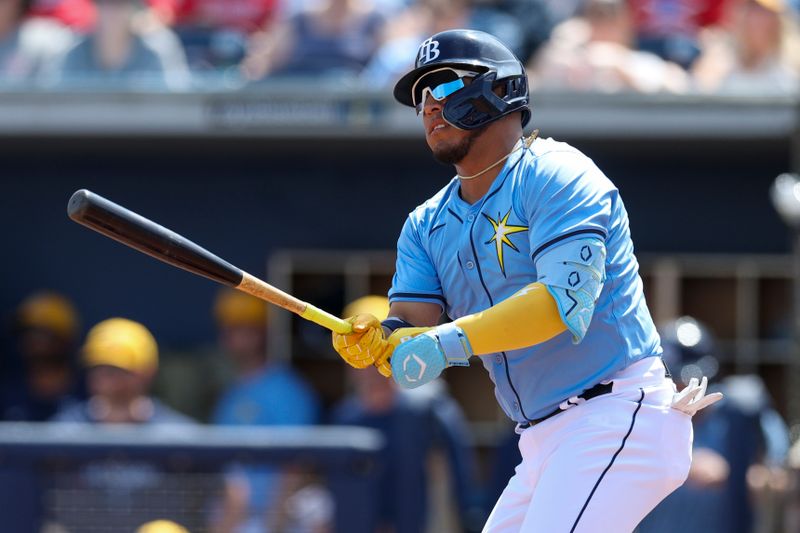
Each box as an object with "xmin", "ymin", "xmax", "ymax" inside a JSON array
[{"xmin": 0, "ymin": 423, "xmax": 383, "ymax": 533}]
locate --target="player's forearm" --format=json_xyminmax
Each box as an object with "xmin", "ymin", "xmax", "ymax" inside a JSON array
[
  {"xmin": 390, "ymin": 282, "xmax": 567, "ymax": 389},
  {"xmin": 454, "ymin": 282, "xmax": 566, "ymax": 355},
  {"xmin": 382, "ymin": 302, "xmax": 438, "ymax": 336},
  {"xmin": 386, "ymin": 301, "xmax": 443, "ymax": 328}
]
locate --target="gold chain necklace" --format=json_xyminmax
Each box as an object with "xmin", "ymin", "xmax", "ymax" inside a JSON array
[{"xmin": 457, "ymin": 130, "xmax": 538, "ymax": 181}]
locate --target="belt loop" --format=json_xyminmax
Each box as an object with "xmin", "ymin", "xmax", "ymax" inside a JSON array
[{"xmin": 661, "ymin": 356, "xmax": 672, "ymax": 378}]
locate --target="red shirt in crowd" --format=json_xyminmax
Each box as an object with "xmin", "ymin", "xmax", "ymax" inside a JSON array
[
  {"xmin": 628, "ymin": 0, "xmax": 729, "ymax": 36},
  {"xmin": 30, "ymin": 0, "xmax": 183, "ymax": 31},
  {"xmin": 173, "ymin": 0, "xmax": 280, "ymax": 33}
]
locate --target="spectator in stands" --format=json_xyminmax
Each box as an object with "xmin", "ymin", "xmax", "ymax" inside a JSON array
[
  {"xmin": 529, "ymin": 0, "xmax": 690, "ymax": 93},
  {"xmin": 209, "ymin": 288, "xmax": 320, "ymax": 533},
  {"xmin": 361, "ymin": 0, "xmax": 530, "ymax": 87},
  {"xmin": 46, "ymin": 0, "xmax": 190, "ymax": 90},
  {"xmin": 173, "ymin": 0, "xmax": 278, "ymax": 34},
  {"xmin": 53, "ymin": 317, "xmax": 191, "ymax": 424},
  {"xmin": 30, "ymin": 0, "xmax": 178, "ymax": 31},
  {"xmin": 691, "ymin": 0, "xmax": 800, "ymax": 95},
  {"xmin": 330, "ymin": 295, "xmax": 479, "ymax": 533},
  {"xmin": 171, "ymin": 0, "xmax": 280, "ymax": 71},
  {"xmin": 638, "ymin": 316, "xmax": 790, "ymax": 533},
  {"xmin": 30, "ymin": 0, "xmax": 95, "ymax": 31},
  {"xmin": 0, "ymin": 0, "xmax": 75, "ymax": 85},
  {"xmin": 240, "ymin": 0, "xmax": 386, "ymax": 81},
  {"xmin": 490, "ymin": 0, "xmax": 556, "ymax": 63},
  {"xmin": 628, "ymin": 0, "xmax": 730, "ymax": 69},
  {"xmin": 1, "ymin": 292, "xmax": 85, "ymax": 421},
  {"xmin": 360, "ymin": 0, "xmax": 463, "ymax": 87}
]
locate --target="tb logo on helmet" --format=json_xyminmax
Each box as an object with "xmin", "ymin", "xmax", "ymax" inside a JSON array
[{"xmin": 418, "ymin": 38, "xmax": 440, "ymax": 64}]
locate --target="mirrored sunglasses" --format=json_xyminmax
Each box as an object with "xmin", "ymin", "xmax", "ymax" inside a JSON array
[{"xmin": 411, "ymin": 67, "xmax": 479, "ymax": 114}]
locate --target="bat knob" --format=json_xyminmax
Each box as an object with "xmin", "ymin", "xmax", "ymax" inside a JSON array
[{"xmin": 67, "ymin": 189, "xmax": 93, "ymax": 221}]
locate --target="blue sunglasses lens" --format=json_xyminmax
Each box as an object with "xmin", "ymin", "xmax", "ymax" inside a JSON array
[
  {"xmin": 415, "ymin": 78, "xmax": 466, "ymax": 113},
  {"xmin": 430, "ymin": 78, "xmax": 465, "ymax": 100}
]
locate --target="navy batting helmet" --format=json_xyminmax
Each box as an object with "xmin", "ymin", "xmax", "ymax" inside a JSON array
[
  {"xmin": 393, "ymin": 29, "xmax": 531, "ymax": 130},
  {"xmin": 659, "ymin": 316, "xmax": 720, "ymax": 387}
]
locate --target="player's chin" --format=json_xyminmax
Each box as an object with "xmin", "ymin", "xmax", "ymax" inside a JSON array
[{"xmin": 429, "ymin": 135, "xmax": 470, "ymax": 166}]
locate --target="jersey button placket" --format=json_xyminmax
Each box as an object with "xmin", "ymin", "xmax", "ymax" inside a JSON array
[{"xmin": 458, "ymin": 208, "xmax": 484, "ymax": 296}]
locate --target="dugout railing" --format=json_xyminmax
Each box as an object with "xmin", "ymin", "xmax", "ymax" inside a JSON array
[{"xmin": 0, "ymin": 422, "xmax": 383, "ymax": 533}]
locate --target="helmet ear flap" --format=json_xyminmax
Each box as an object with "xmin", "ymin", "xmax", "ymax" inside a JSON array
[
  {"xmin": 506, "ymin": 73, "xmax": 532, "ymax": 127},
  {"xmin": 442, "ymin": 70, "xmax": 530, "ymax": 130}
]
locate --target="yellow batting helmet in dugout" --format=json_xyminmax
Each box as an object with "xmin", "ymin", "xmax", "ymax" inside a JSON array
[{"xmin": 82, "ymin": 318, "xmax": 158, "ymax": 375}]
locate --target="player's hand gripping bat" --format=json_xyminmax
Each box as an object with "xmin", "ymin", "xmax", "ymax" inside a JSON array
[{"xmin": 67, "ymin": 189, "xmax": 352, "ymax": 334}]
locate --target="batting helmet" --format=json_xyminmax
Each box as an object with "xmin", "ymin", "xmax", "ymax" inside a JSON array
[
  {"xmin": 393, "ymin": 29, "xmax": 531, "ymax": 130},
  {"xmin": 82, "ymin": 318, "xmax": 159, "ymax": 375},
  {"xmin": 16, "ymin": 291, "xmax": 80, "ymax": 341},
  {"xmin": 659, "ymin": 316, "xmax": 720, "ymax": 387}
]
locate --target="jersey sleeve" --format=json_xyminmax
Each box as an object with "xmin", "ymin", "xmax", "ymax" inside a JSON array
[
  {"xmin": 524, "ymin": 152, "xmax": 614, "ymax": 260},
  {"xmin": 389, "ymin": 215, "xmax": 445, "ymax": 309},
  {"xmin": 522, "ymin": 152, "xmax": 614, "ymax": 343}
]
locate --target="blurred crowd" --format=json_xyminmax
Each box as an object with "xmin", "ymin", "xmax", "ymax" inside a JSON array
[
  {"xmin": 2, "ymin": 288, "xmax": 800, "ymax": 532},
  {"xmin": 0, "ymin": 0, "xmax": 798, "ymax": 94}
]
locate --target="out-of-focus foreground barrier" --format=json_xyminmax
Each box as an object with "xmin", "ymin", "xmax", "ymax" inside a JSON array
[{"xmin": 0, "ymin": 423, "xmax": 383, "ymax": 532}]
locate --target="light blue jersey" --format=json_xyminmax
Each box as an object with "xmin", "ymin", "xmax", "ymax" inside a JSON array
[{"xmin": 389, "ymin": 136, "xmax": 661, "ymax": 422}]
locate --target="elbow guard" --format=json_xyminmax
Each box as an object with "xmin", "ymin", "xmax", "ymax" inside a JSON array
[{"xmin": 536, "ymin": 238, "xmax": 606, "ymax": 343}]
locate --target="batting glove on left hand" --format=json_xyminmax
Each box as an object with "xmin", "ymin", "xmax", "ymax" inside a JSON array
[
  {"xmin": 332, "ymin": 314, "xmax": 391, "ymax": 370},
  {"xmin": 391, "ymin": 323, "xmax": 473, "ymax": 389},
  {"xmin": 671, "ymin": 376, "xmax": 724, "ymax": 417},
  {"xmin": 332, "ymin": 316, "xmax": 432, "ymax": 378}
]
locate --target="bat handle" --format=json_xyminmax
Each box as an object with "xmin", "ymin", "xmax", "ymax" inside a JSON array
[
  {"xmin": 238, "ymin": 272, "xmax": 352, "ymax": 334},
  {"xmin": 301, "ymin": 305, "xmax": 353, "ymax": 334}
]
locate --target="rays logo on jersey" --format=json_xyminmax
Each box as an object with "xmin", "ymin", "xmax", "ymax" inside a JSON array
[
  {"xmin": 483, "ymin": 208, "xmax": 528, "ymax": 276},
  {"xmin": 418, "ymin": 38, "xmax": 440, "ymax": 64}
]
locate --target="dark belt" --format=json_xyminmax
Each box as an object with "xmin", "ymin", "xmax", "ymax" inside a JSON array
[{"xmin": 518, "ymin": 381, "xmax": 614, "ymax": 430}]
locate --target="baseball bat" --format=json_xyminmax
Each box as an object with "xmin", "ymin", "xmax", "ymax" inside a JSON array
[{"xmin": 67, "ymin": 189, "xmax": 352, "ymax": 334}]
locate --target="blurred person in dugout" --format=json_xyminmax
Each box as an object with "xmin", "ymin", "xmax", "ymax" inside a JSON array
[
  {"xmin": 1, "ymin": 292, "xmax": 86, "ymax": 421},
  {"xmin": 45, "ymin": 318, "xmax": 194, "ymax": 532},
  {"xmin": 136, "ymin": 519, "xmax": 190, "ymax": 533},
  {"xmin": 0, "ymin": 0, "xmax": 75, "ymax": 84},
  {"xmin": 691, "ymin": 0, "xmax": 800, "ymax": 95},
  {"xmin": 239, "ymin": 0, "xmax": 386, "ymax": 82},
  {"xmin": 637, "ymin": 316, "xmax": 790, "ymax": 533},
  {"xmin": 528, "ymin": 0, "xmax": 690, "ymax": 93},
  {"xmin": 44, "ymin": 0, "xmax": 190, "ymax": 90},
  {"xmin": 331, "ymin": 295, "xmax": 479, "ymax": 533},
  {"xmin": 52, "ymin": 317, "xmax": 192, "ymax": 424},
  {"xmin": 209, "ymin": 288, "xmax": 322, "ymax": 533}
]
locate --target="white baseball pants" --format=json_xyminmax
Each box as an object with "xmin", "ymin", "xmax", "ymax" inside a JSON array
[{"xmin": 483, "ymin": 357, "xmax": 693, "ymax": 533}]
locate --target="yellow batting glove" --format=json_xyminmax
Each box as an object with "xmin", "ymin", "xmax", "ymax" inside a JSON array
[
  {"xmin": 373, "ymin": 326, "xmax": 433, "ymax": 378},
  {"xmin": 332, "ymin": 314, "xmax": 391, "ymax": 369}
]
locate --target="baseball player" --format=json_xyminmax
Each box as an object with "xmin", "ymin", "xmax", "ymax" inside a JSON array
[{"xmin": 332, "ymin": 29, "xmax": 721, "ymax": 532}]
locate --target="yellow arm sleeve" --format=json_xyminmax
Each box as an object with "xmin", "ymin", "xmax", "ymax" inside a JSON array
[{"xmin": 454, "ymin": 282, "xmax": 567, "ymax": 355}]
